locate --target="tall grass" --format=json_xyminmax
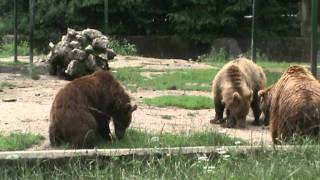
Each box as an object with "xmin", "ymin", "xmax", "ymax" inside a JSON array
[
  {"xmin": 0, "ymin": 132, "xmax": 44, "ymax": 151},
  {"xmin": 0, "ymin": 41, "xmax": 30, "ymax": 58},
  {"xmin": 1, "ymin": 146, "xmax": 320, "ymax": 179}
]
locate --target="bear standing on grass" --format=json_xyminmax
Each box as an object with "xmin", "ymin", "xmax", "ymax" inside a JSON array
[
  {"xmin": 259, "ymin": 65, "xmax": 320, "ymax": 144},
  {"xmin": 211, "ymin": 58, "xmax": 266, "ymax": 128},
  {"xmin": 49, "ymin": 70, "xmax": 137, "ymax": 149}
]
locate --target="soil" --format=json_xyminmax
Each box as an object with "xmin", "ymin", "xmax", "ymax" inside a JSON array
[{"xmin": 0, "ymin": 55, "xmax": 271, "ymax": 150}]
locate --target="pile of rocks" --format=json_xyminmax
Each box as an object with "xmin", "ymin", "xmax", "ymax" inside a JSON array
[{"xmin": 46, "ymin": 28, "xmax": 116, "ymax": 79}]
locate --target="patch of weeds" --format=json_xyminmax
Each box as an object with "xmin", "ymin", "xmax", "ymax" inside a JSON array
[
  {"xmin": 187, "ymin": 112, "xmax": 196, "ymax": 117},
  {"xmin": 143, "ymin": 95, "xmax": 214, "ymax": 110},
  {"xmin": 98, "ymin": 128, "xmax": 245, "ymax": 149},
  {"xmin": 0, "ymin": 41, "xmax": 31, "ymax": 58},
  {"xmin": 161, "ymin": 115, "xmax": 175, "ymax": 120},
  {"xmin": 0, "ymin": 132, "xmax": 44, "ymax": 151},
  {"xmin": 0, "ymin": 82, "xmax": 15, "ymax": 89},
  {"xmin": 108, "ymin": 38, "xmax": 137, "ymax": 56}
]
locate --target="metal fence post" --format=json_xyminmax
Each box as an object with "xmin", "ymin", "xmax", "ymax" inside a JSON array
[
  {"xmin": 251, "ymin": 0, "xmax": 257, "ymax": 62},
  {"xmin": 13, "ymin": 0, "xmax": 18, "ymax": 62},
  {"xmin": 311, "ymin": 0, "xmax": 318, "ymax": 78},
  {"xmin": 29, "ymin": 0, "xmax": 35, "ymax": 64},
  {"xmin": 104, "ymin": 0, "xmax": 108, "ymax": 34}
]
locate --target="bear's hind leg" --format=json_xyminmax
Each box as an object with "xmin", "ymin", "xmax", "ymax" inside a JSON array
[{"xmin": 70, "ymin": 127, "xmax": 96, "ymax": 149}]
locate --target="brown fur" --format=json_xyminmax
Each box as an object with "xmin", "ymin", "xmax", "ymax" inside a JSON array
[
  {"xmin": 259, "ymin": 65, "xmax": 320, "ymax": 144},
  {"xmin": 49, "ymin": 70, "xmax": 137, "ymax": 149},
  {"xmin": 211, "ymin": 58, "xmax": 266, "ymax": 128}
]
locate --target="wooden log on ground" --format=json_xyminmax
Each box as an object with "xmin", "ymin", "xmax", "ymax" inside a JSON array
[{"xmin": 0, "ymin": 145, "xmax": 318, "ymax": 161}]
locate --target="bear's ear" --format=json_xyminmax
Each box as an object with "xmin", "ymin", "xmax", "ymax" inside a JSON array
[
  {"xmin": 258, "ymin": 90, "xmax": 265, "ymax": 97},
  {"xmin": 232, "ymin": 92, "xmax": 241, "ymax": 102}
]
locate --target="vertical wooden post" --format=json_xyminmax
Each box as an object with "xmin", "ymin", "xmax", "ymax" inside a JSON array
[
  {"xmin": 251, "ymin": 0, "xmax": 257, "ymax": 62},
  {"xmin": 104, "ymin": 0, "xmax": 108, "ymax": 34},
  {"xmin": 29, "ymin": 0, "xmax": 35, "ymax": 64},
  {"xmin": 311, "ymin": 0, "xmax": 318, "ymax": 77},
  {"xmin": 13, "ymin": 0, "xmax": 18, "ymax": 62}
]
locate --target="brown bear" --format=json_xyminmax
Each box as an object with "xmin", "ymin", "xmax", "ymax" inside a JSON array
[
  {"xmin": 258, "ymin": 65, "xmax": 320, "ymax": 144},
  {"xmin": 210, "ymin": 58, "xmax": 266, "ymax": 128},
  {"xmin": 49, "ymin": 70, "xmax": 137, "ymax": 149}
]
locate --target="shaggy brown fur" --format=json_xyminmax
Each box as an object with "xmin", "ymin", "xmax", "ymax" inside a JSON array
[
  {"xmin": 259, "ymin": 65, "xmax": 320, "ymax": 144},
  {"xmin": 211, "ymin": 58, "xmax": 266, "ymax": 128},
  {"xmin": 49, "ymin": 70, "xmax": 137, "ymax": 149}
]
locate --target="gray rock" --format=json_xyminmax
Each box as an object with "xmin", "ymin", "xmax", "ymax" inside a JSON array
[
  {"xmin": 82, "ymin": 28, "xmax": 103, "ymax": 40},
  {"xmin": 98, "ymin": 53, "xmax": 109, "ymax": 61},
  {"xmin": 65, "ymin": 60, "xmax": 87, "ymax": 78},
  {"xmin": 67, "ymin": 28, "xmax": 78, "ymax": 37},
  {"xmin": 61, "ymin": 35, "xmax": 71, "ymax": 43},
  {"xmin": 48, "ymin": 42, "xmax": 55, "ymax": 50},
  {"xmin": 69, "ymin": 48, "xmax": 87, "ymax": 61},
  {"xmin": 85, "ymin": 54, "xmax": 99, "ymax": 71},
  {"xmin": 84, "ymin": 45, "xmax": 94, "ymax": 53},
  {"xmin": 69, "ymin": 40, "xmax": 81, "ymax": 49},
  {"xmin": 76, "ymin": 34, "xmax": 87, "ymax": 45},
  {"xmin": 106, "ymin": 48, "xmax": 117, "ymax": 60},
  {"xmin": 92, "ymin": 37, "xmax": 109, "ymax": 51}
]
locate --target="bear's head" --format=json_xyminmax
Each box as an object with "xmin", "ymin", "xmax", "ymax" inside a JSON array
[
  {"xmin": 113, "ymin": 103, "xmax": 137, "ymax": 139},
  {"xmin": 258, "ymin": 87, "xmax": 272, "ymax": 125},
  {"xmin": 224, "ymin": 89, "xmax": 252, "ymax": 128}
]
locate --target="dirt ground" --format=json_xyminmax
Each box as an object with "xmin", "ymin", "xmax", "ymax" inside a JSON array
[{"xmin": 0, "ymin": 55, "xmax": 271, "ymax": 150}]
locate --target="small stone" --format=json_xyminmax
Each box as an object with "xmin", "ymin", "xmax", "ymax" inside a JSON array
[
  {"xmin": 2, "ymin": 98, "xmax": 17, "ymax": 102},
  {"xmin": 92, "ymin": 37, "xmax": 109, "ymax": 51},
  {"xmin": 69, "ymin": 40, "xmax": 81, "ymax": 49},
  {"xmin": 67, "ymin": 28, "xmax": 77, "ymax": 37},
  {"xmin": 48, "ymin": 42, "xmax": 55, "ymax": 50},
  {"xmin": 35, "ymin": 93, "xmax": 41, "ymax": 96},
  {"xmin": 76, "ymin": 34, "xmax": 87, "ymax": 45},
  {"xmin": 82, "ymin": 28, "xmax": 103, "ymax": 40},
  {"xmin": 69, "ymin": 48, "xmax": 87, "ymax": 61},
  {"xmin": 106, "ymin": 48, "xmax": 117, "ymax": 60},
  {"xmin": 84, "ymin": 45, "xmax": 94, "ymax": 53}
]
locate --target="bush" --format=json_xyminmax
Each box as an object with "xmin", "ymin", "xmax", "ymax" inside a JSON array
[
  {"xmin": 0, "ymin": 41, "xmax": 30, "ymax": 58},
  {"xmin": 108, "ymin": 38, "xmax": 138, "ymax": 56}
]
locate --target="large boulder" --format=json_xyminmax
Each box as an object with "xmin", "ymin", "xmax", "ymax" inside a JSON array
[{"xmin": 45, "ymin": 28, "xmax": 116, "ymax": 79}]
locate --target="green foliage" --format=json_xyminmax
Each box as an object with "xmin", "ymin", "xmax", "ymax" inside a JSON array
[
  {"xmin": 0, "ymin": 0, "xmax": 300, "ymax": 50},
  {"xmin": 114, "ymin": 67, "xmax": 216, "ymax": 91},
  {"xmin": 0, "ymin": 41, "xmax": 30, "ymax": 58},
  {"xmin": 98, "ymin": 128, "xmax": 244, "ymax": 148},
  {"xmin": 2, "ymin": 146, "xmax": 320, "ymax": 179},
  {"xmin": 144, "ymin": 95, "xmax": 214, "ymax": 110},
  {"xmin": 0, "ymin": 132, "xmax": 44, "ymax": 151},
  {"xmin": 0, "ymin": 82, "xmax": 15, "ymax": 89},
  {"xmin": 108, "ymin": 38, "xmax": 137, "ymax": 55}
]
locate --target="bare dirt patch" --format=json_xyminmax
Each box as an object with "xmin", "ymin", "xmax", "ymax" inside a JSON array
[{"xmin": 0, "ymin": 56, "xmax": 271, "ymax": 150}]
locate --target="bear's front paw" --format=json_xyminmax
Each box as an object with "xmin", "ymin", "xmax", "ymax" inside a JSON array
[{"xmin": 210, "ymin": 118, "xmax": 225, "ymax": 124}]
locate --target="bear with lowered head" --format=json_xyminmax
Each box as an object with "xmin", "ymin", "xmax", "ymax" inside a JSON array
[
  {"xmin": 49, "ymin": 70, "xmax": 137, "ymax": 149},
  {"xmin": 259, "ymin": 65, "xmax": 320, "ymax": 144},
  {"xmin": 211, "ymin": 58, "xmax": 266, "ymax": 128}
]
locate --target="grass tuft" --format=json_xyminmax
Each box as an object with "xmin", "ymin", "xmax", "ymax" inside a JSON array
[
  {"xmin": 143, "ymin": 95, "xmax": 214, "ymax": 109},
  {"xmin": 98, "ymin": 128, "xmax": 244, "ymax": 148},
  {"xmin": 0, "ymin": 132, "xmax": 44, "ymax": 151}
]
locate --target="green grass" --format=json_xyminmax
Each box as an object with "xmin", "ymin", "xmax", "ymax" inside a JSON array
[
  {"xmin": 144, "ymin": 95, "xmax": 214, "ymax": 109},
  {"xmin": 0, "ymin": 82, "xmax": 15, "ymax": 89},
  {"xmin": 98, "ymin": 128, "xmax": 244, "ymax": 149},
  {"xmin": 2, "ymin": 146, "xmax": 320, "ymax": 179},
  {"xmin": 114, "ymin": 67, "xmax": 217, "ymax": 91},
  {"xmin": 0, "ymin": 132, "xmax": 44, "ymax": 151},
  {"xmin": 114, "ymin": 66, "xmax": 282, "ymax": 92},
  {"xmin": 0, "ymin": 41, "xmax": 30, "ymax": 58},
  {"xmin": 161, "ymin": 115, "xmax": 175, "ymax": 120}
]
